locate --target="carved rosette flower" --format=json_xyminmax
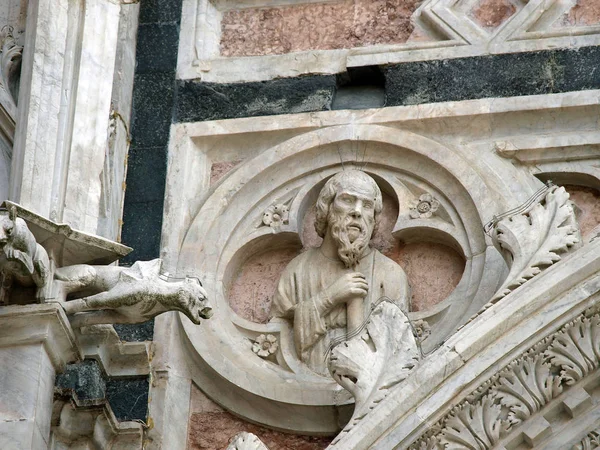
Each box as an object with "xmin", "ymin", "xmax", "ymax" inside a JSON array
[
  {"xmin": 409, "ymin": 194, "xmax": 440, "ymax": 219},
  {"xmin": 262, "ymin": 204, "xmax": 289, "ymax": 229},
  {"xmin": 413, "ymin": 319, "xmax": 431, "ymax": 342},
  {"xmin": 252, "ymin": 334, "xmax": 278, "ymax": 358}
]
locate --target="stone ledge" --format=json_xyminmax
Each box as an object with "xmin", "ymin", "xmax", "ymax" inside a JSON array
[{"xmin": 0, "ymin": 303, "xmax": 81, "ymax": 372}]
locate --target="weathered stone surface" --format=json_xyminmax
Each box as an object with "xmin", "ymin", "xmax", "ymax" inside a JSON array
[
  {"xmin": 211, "ymin": 160, "xmax": 243, "ymax": 186},
  {"xmin": 220, "ymin": 0, "xmax": 421, "ymax": 58}
]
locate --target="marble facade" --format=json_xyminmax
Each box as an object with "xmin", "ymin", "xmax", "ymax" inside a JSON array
[{"xmin": 1, "ymin": 0, "xmax": 600, "ymax": 449}]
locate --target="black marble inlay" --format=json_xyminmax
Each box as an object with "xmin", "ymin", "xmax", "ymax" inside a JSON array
[
  {"xmin": 135, "ymin": 24, "xmax": 180, "ymax": 75},
  {"xmin": 55, "ymin": 360, "xmax": 105, "ymax": 401},
  {"xmin": 106, "ymin": 378, "xmax": 150, "ymax": 422},
  {"xmin": 113, "ymin": 320, "xmax": 155, "ymax": 342},
  {"xmin": 130, "ymin": 73, "xmax": 175, "ymax": 148},
  {"xmin": 55, "ymin": 360, "xmax": 150, "ymax": 422},
  {"xmin": 174, "ymin": 75, "xmax": 337, "ymax": 123},
  {"xmin": 384, "ymin": 46, "xmax": 600, "ymax": 106},
  {"xmin": 121, "ymin": 199, "xmax": 164, "ymax": 264},
  {"xmin": 139, "ymin": 0, "xmax": 182, "ymax": 25},
  {"xmin": 119, "ymin": 0, "xmax": 183, "ymax": 341}
]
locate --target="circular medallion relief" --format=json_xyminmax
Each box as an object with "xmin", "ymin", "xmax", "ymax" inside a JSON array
[{"xmin": 175, "ymin": 125, "xmax": 525, "ymax": 433}]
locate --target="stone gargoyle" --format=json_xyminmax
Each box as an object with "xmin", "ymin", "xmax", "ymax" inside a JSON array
[
  {"xmin": 0, "ymin": 205, "xmax": 50, "ymax": 304},
  {"xmin": 53, "ymin": 259, "xmax": 213, "ymax": 327}
]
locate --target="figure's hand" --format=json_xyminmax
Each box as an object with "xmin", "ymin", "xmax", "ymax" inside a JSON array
[{"xmin": 325, "ymin": 272, "xmax": 368, "ymax": 307}]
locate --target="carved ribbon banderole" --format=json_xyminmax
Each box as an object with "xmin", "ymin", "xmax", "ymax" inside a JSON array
[{"xmin": 483, "ymin": 180, "xmax": 554, "ymax": 236}]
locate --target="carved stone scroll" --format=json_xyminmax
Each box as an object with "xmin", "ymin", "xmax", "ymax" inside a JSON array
[{"xmin": 410, "ymin": 307, "xmax": 600, "ymax": 449}]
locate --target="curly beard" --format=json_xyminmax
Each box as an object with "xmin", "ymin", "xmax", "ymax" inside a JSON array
[{"xmin": 328, "ymin": 211, "xmax": 371, "ymax": 269}]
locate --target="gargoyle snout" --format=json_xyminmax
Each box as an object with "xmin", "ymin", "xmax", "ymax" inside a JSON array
[{"xmin": 199, "ymin": 307, "xmax": 213, "ymax": 319}]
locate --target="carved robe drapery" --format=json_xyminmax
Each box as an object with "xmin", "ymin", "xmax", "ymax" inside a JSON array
[{"xmin": 271, "ymin": 248, "xmax": 409, "ymax": 376}]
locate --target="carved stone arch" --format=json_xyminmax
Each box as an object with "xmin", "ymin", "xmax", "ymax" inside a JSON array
[{"xmin": 170, "ymin": 123, "xmax": 545, "ymax": 433}]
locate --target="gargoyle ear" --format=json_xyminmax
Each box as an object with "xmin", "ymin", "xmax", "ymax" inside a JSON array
[{"xmin": 8, "ymin": 205, "xmax": 16, "ymax": 222}]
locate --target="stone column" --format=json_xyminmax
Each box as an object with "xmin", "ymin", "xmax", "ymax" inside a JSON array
[
  {"xmin": 0, "ymin": 304, "xmax": 80, "ymax": 449},
  {"xmin": 9, "ymin": 0, "xmax": 134, "ymax": 241}
]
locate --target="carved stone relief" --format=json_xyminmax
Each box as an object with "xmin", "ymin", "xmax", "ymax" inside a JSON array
[
  {"xmin": 0, "ymin": 25, "xmax": 22, "ymax": 116},
  {"xmin": 270, "ymin": 170, "xmax": 410, "ymax": 376},
  {"xmin": 0, "ymin": 205, "xmax": 50, "ymax": 304},
  {"xmin": 160, "ymin": 93, "xmax": 600, "ymax": 437},
  {"xmin": 55, "ymin": 260, "xmax": 212, "ymax": 328}
]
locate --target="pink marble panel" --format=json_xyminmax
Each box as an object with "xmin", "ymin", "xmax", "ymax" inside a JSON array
[
  {"xmin": 564, "ymin": 185, "xmax": 600, "ymax": 242},
  {"xmin": 188, "ymin": 386, "xmax": 332, "ymax": 449},
  {"xmin": 561, "ymin": 0, "xmax": 600, "ymax": 26},
  {"xmin": 385, "ymin": 242, "xmax": 465, "ymax": 312},
  {"xmin": 470, "ymin": 0, "xmax": 517, "ymax": 29},
  {"xmin": 220, "ymin": 0, "xmax": 421, "ymax": 58},
  {"xmin": 210, "ymin": 160, "xmax": 243, "ymax": 185},
  {"xmin": 228, "ymin": 245, "xmax": 302, "ymax": 323}
]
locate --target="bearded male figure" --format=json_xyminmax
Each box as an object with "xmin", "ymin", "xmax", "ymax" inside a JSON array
[{"xmin": 271, "ymin": 170, "xmax": 410, "ymax": 376}]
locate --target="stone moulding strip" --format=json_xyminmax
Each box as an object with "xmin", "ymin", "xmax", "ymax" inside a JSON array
[
  {"xmin": 329, "ymin": 238, "xmax": 600, "ymax": 449},
  {"xmin": 75, "ymin": 325, "xmax": 151, "ymax": 377},
  {"xmin": 0, "ymin": 303, "xmax": 81, "ymax": 371}
]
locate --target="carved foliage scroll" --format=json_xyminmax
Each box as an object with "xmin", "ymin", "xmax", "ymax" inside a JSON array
[
  {"xmin": 491, "ymin": 185, "xmax": 579, "ymax": 301},
  {"xmin": 329, "ymin": 301, "xmax": 420, "ymax": 431}
]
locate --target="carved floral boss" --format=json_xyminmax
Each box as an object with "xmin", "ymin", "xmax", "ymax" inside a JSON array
[{"xmin": 409, "ymin": 193, "xmax": 440, "ymax": 219}]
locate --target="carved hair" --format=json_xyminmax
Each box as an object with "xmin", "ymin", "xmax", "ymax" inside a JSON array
[{"xmin": 314, "ymin": 170, "xmax": 383, "ymax": 238}]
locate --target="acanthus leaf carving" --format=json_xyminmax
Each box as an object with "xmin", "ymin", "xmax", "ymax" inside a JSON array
[
  {"xmin": 544, "ymin": 315, "xmax": 600, "ymax": 386},
  {"xmin": 491, "ymin": 354, "xmax": 562, "ymax": 423},
  {"xmin": 328, "ymin": 301, "xmax": 420, "ymax": 429},
  {"xmin": 412, "ymin": 309, "xmax": 600, "ymax": 449},
  {"xmin": 440, "ymin": 396, "xmax": 509, "ymax": 450},
  {"xmin": 573, "ymin": 430, "xmax": 600, "ymax": 450},
  {"xmin": 490, "ymin": 185, "xmax": 579, "ymax": 301}
]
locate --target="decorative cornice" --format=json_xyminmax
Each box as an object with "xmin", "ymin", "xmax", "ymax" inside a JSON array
[{"xmin": 410, "ymin": 308, "xmax": 600, "ymax": 449}]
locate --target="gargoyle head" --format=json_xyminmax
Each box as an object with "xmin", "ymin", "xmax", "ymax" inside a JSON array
[
  {"xmin": 0, "ymin": 206, "xmax": 17, "ymax": 247},
  {"xmin": 177, "ymin": 277, "xmax": 213, "ymax": 324}
]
